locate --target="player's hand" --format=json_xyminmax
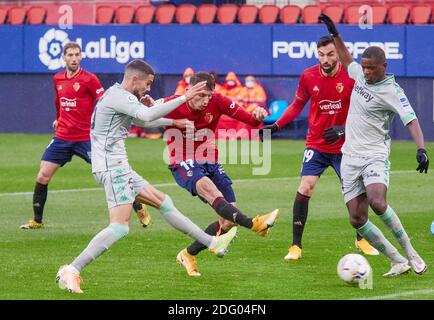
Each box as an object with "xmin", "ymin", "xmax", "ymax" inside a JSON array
[
  {"xmin": 416, "ymin": 148, "xmax": 429, "ymax": 173},
  {"xmin": 318, "ymin": 14, "xmax": 339, "ymax": 37},
  {"xmin": 258, "ymin": 123, "xmax": 278, "ymax": 142},
  {"xmin": 140, "ymin": 95, "xmax": 155, "ymax": 107},
  {"xmin": 173, "ymin": 118, "xmax": 194, "ymax": 131},
  {"xmin": 52, "ymin": 120, "xmax": 58, "ymax": 131},
  {"xmin": 322, "ymin": 126, "xmax": 345, "ymax": 144},
  {"xmin": 252, "ymin": 106, "xmax": 268, "ymax": 122},
  {"xmin": 184, "ymin": 81, "xmax": 207, "ymax": 101}
]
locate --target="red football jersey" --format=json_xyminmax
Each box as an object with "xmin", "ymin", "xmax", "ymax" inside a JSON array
[
  {"xmin": 163, "ymin": 93, "xmax": 260, "ymax": 164},
  {"xmin": 53, "ymin": 68, "xmax": 104, "ymax": 142},
  {"xmin": 276, "ymin": 63, "xmax": 354, "ymax": 154}
]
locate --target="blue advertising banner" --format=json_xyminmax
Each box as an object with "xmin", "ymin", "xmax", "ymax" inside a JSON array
[
  {"xmin": 272, "ymin": 25, "xmax": 406, "ymax": 76},
  {"xmin": 22, "ymin": 25, "xmax": 145, "ymax": 73},
  {"xmin": 0, "ymin": 25, "xmax": 432, "ymax": 76},
  {"xmin": 145, "ymin": 25, "xmax": 272, "ymax": 74},
  {"xmin": 0, "ymin": 26, "xmax": 24, "ymax": 73}
]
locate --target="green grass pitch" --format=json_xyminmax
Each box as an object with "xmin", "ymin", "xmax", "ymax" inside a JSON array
[{"xmin": 0, "ymin": 134, "xmax": 433, "ymax": 300}]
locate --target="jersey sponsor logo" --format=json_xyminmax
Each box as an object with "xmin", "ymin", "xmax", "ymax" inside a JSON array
[
  {"xmin": 73, "ymin": 82, "xmax": 80, "ymax": 92},
  {"xmin": 229, "ymin": 102, "xmax": 236, "ymax": 109},
  {"xmin": 318, "ymin": 99, "xmax": 342, "ymax": 115},
  {"xmin": 38, "ymin": 28, "xmax": 145, "ymax": 71},
  {"xmin": 60, "ymin": 97, "xmax": 77, "ymax": 109},
  {"xmin": 273, "ymin": 41, "xmax": 403, "ymax": 60},
  {"xmin": 336, "ymin": 83, "xmax": 344, "ymax": 93},
  {"xmin": 353, "ymin": 84, "xmax": 374, "ymax": 103}
]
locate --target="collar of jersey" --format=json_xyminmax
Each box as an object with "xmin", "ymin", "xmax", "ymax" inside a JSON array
[{"xmin": 363, "ymin": 74, "xmax": 394, "ymax": 86}]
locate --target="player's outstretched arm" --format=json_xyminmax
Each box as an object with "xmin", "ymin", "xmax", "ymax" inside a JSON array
[
  {"xmin": 135, "ymin": 81, "xmax": 207, "ymax": 122},
  {"xmin": 406, "ymin": 119, "xmax": 429, "ymax": 173},
  {"xmin": 318, "ymin": 14, "xmax": 353, "ymax": 70}
]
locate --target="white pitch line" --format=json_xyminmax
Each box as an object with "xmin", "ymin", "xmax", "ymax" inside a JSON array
[
  {"xmin": 0, "ymin": 169, "xmax": 419, "ymax": 197},
  {"xmin": 353, "ymin": 288, "xmax": 434, "ymax": 300}
]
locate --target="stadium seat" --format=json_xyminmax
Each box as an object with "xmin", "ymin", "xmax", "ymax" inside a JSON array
[
  {"xmin": 96, "ymin": 6, "xmax": 114, "ymax": 24},
  {"xmin": 263, "ymin": 100, "xmax": 288, "ymax": 123},
  {"xmin": 217, "ymin": 4, "xmax": 238, "ymax": 24},
  {"xmin": 388, "ymin": 5, "xmax": 409, "ymax": 24},
  {"xmin": 259, "ymin": 5, "xmax": 279, "ymax": 24},
  {"xmin": 155, "ymin": 3, "xmax": 176, "ymax": 24},
  {"xmin": 196, "ymin": 4, "xmax": 217, "ymax": 24},
  {"xmin": 115, "ymin": 6, "xmax": 134, "ymax": 24},
  {"xmin": 27, "ymin": 7, "xmax": 46, "ymax": 24},
  {"xmin": 345, "ymin": 5, "xmax": 387, "ymax": 24},
  {"xmin": 0, "ymin": 7, "xmax": 8, "ymax": 24},
  {"xmin": 175, "ymin": 4, "xmax": 196, "ymax": 24},
  {"xmin": 280, "ymin": 5, "xmax": 301, "ymax": 24},
  {"xmin": 322, "ymin": 5, "xmax": 344, "ymax": 23},
  {"xmin": 302, "ymin": 5, "xmax": 321, "ymax": 24},
  {"xmin": 135, "ymin": 5, "xmax": 155, "ymax": 24},
  {"xmin": 410, "ymin": 5, "xmax": 431, "ymax": 24},
  {"xmin": 7, "ymin": 7, "xmax": 26, "ymax": 24},
  {"xmin": 238, "ymin": 5, "xmax": 258, "ymax": 24}
]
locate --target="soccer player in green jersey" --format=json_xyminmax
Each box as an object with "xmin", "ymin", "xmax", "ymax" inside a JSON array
[{"xmin": 319, "ymin": 14, "xmax": 429, "ymax": 276}]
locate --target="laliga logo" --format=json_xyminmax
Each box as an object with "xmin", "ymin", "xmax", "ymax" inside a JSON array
[
  {"xmin": 39, "ymin": 28, "xmax": 70, "ymax": 70},
  {"xmin": 38, "ymin": 28, "xmax": 145, "ymax": 70}
]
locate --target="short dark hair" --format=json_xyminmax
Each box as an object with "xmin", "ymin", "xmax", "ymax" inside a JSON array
[
  {"xmin": 63, "ymin": 42, "xmax": 81, "ymax": 55},
  {"xmin": 190, "ymin": 72, "xmax": 215, "ymax": 90},
  {"xmin": 124, "ymin": 59, "xmax": 155, "ymax": 78},
  {"xmin": 317, "ymin": 36, "xmax": 335, "ymax": 49},
  {"xmin": 362, "ymin": 46, "xmax": 386, "ymax": 63}
]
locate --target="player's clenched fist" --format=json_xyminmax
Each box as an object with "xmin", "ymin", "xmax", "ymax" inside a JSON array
[
  {"xmin": 173, "ymin": 119, "xmax": 195, "ymax": 131},
  {"xmin": 252, "ymin": 106, "xmax": 268, "ymax": 122}
]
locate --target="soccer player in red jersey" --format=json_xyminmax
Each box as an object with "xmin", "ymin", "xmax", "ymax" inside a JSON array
[
  {"xmin": 20, "ymin": 42, "xmax": 105, "ymax": 229},
  {"xmin": 259, "ymin": 36, "xmax": 379, "ymax": 259},
  {"xmin": 156, "ymin": 72, "xmax": 280, "ymax": 276}
]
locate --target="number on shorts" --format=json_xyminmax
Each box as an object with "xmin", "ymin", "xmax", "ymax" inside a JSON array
[
  {"xmin": 180, "ymin": 159, "xmax": 195, "ymax": 171},
  {"xmin": 303, "ymin": 149, "xmax": 314, "ymax": 163}
]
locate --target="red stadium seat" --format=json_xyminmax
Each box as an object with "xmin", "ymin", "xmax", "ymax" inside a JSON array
[
  {"xmin": 115, "ymin": 6, "xmax": 134, "ymax": 24},
  {"xmin": 0, "ymin": 7, "xmax": 8, "ymax": 24},
  {"xmin": 322, "ymin": 5, "xmax": 344, "ymax": 23},
  {"xmin": 410, "ymin": 5, "xmax": 431, "ymax": 24},
  {"xmin": 96, "ymin": 6, "xmax": 114, "ymax": 24},
  {"xmin": 345, "ymin": 5, "xmax": 387, "ymax": 24},
  {"xmin": 280, "ymin": 5, "xmax": 301, "ymax": 24},
  {"xmin": 175, "ymin": 4, "xmax": 196, "ymax": 24},
  {"xmin": 217, "ymin": 4, "xmax": 238, "ymax": 24},
  {"xmin": 259, "ymin": 5, "xmax": 279, "ymax": 24},
  {"xmin": 388, "ymin": 5, "xmax": 409, "ymax": 24},
  {"xmin": 196, "ymin": 4, "xmax": 217, "ymax": 24},
  {"xmin": 7, "ymin": 7, "xmax": 26, "ymax": 24},
  {"xmin": 135, "ymin": 5, "xmax": 155, "ymax": 24},
  {"xmin": 302, "ymin": 5, "xmax": 321, "ymax": 24},
  {"xmin": 155, "ymin": 3, "xmax": 176, "ymax": 24},
  {"xmin": 27, "ymin": 7, "xmax": 46, "ymax": 24},
  {"xmin": 238, "ymin": 5, "xmax": 258, "ymax": 24}
]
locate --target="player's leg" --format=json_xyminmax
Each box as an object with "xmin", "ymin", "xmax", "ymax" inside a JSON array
[
  {"xmin": 330, "ymin": 153, "xmax": 379, "ymax": 256},
  {"xmin": 366, "ymin": 178, "xmax": 426, "ymax": 274},
  {"xmin": 73, "ymin": 139, "xmax": 149, "ymax": 227},
  {"xmin": 21, "ymin": 138, "xmax": 73, "ymax": 229},
  {"xmin": 135, "ymin": 183, "xmax": 237, "ymax": 257}
]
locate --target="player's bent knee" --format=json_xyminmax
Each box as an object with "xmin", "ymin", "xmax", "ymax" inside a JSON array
[
  {"xmin": 108, "ymin": 223, "xmax": 129, "ymax": 240},
  {"xmin": 36, "ymin": 171, "xmax": 52, "ymax": 184},
  {"xmin": 159, "ymin": 194, "xmax": 176, "ymax": 216},
  {"xmin": 349, "ymin": 215, "xmax": 367, "ymax": 229},
  {"xmin": 369, "ymin": 198, "xmax": 387, "ymax": 215}
]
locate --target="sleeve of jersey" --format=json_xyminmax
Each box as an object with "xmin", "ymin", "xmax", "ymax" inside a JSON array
[
  {"xmin": 386, "ymin": 86, "xmax": 417, "ymax": 126},
  {"xmin": 132, "ymin": 118, "xmax": 173, "ymax": 128},
  {"xmin": 275, "ymin": 74, "xmax": 309, "ymax": 128},
  {"xmin": 88, "ymin": 75, "xmax": 105, "ymax": 101},
  {"xmin": 221, "ymin": 96, "xmax": 259, "ymax": 126},
  {"xmin": 54, "ymin": 80, "xmax": 60, "ymax": 120},
  {"xmin": 347, "ymin": 61, "xmax": 363, "ymax": 80}
]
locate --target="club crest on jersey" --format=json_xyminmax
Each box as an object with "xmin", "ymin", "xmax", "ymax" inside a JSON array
[
  {"xmin": 313, "ymin": 85, "xmax": 319, "ymax": 92},
  {"xmin": 73, "ymin": 82, "xmax": 80, "ymax": 92},
  {"xmin": 336, "ymin": 83, "xmax": 344, "ymax": 93},
  {"xmin": 204, "ymin": 112, "xmax": 213, "ymax": 123}
]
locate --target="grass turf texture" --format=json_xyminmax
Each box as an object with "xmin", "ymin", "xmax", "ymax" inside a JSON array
[{"xmin": 0, "ymin": 134, "xmax": 433, "ymax": 300}]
